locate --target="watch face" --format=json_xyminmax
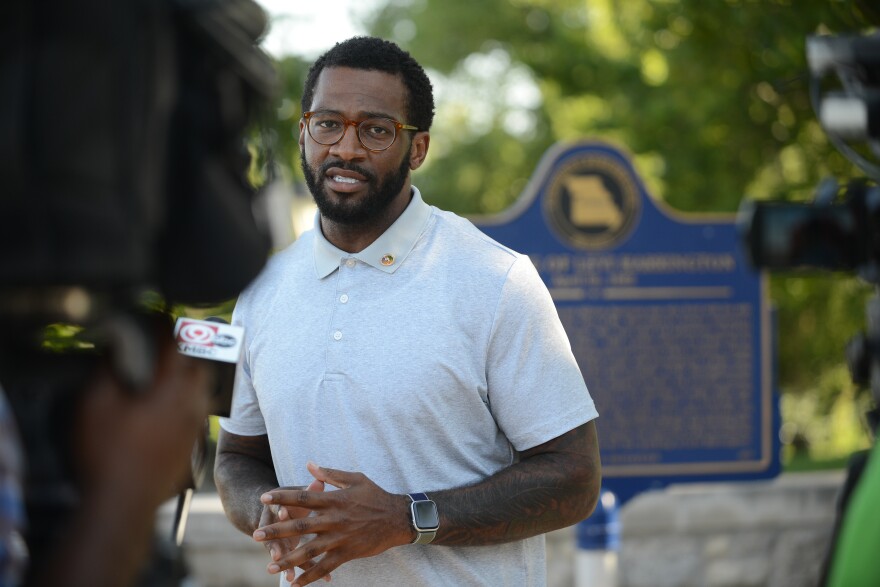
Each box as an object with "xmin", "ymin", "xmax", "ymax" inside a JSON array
[{"xmin": 412, "ymin": 500, "xmax": 440, "ymax": 530}]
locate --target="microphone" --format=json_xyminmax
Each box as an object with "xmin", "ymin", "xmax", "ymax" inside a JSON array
[
  {"xmin": 173, "ymin": 316, "xmax": 242, "ymax": 417},
  {"xmin": 172, "ymin": 315, "xmax": 244, "ymax": 544},
  {"xmin": 172, "ymin": 314, "xmax": 242, "ymax": 509}
]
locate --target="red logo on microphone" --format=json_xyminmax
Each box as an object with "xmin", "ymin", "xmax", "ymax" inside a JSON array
[{"xmin": 177, "ymin": 321, "xmax": 219, "ymax": 347}]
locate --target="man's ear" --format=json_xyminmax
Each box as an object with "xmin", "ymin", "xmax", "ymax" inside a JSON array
[
  {"xmin": 409, "ymin": 132, "xmax": 430, "ymax": 170},
  {"xmin": 298, "ymin": 119, "xmax": 306, "ymax": 149}
]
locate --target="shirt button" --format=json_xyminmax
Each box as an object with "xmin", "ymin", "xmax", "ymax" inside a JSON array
[
  {"xmin": 340, "ymin": 294, "xmax": 349, "ymax": 303},
  {"xmin": 333, "ymin": 331, "xmax": 343, "ymax": 340},
  {"xmin": 345, "ymin": 259, "xmax": 356, "ymax": 268}
]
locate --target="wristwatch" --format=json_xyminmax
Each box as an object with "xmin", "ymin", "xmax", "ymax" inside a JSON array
[{"xmin": 407, "ymin": 492, "xmax": 439, "ymax": 544}]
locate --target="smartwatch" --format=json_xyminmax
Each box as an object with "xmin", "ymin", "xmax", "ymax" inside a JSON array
[{"xmin": 407, "ymin": 492, "xmax": 439, "ymax": 544}]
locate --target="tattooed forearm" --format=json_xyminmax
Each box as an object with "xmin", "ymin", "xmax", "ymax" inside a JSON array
[
  {"xmin": 214, "ymin": 430, "xmax": 279, "ymax": 535},
  {"xmin": 430, "ymin": 420, "xmax": 601, "ymax": 546}
]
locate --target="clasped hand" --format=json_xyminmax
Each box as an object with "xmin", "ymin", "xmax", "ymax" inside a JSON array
[{"xmin": 252, "ymin": 461, "xmax": 412, "ymax": 587}]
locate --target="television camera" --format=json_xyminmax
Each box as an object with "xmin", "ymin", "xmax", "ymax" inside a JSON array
[
  {"xmin": 738, "ymin": 28, "xmax": 880, "ymax": 585},
  {"xmin": 738, "ymin": 31, "xmax": 880, "ymax": 415}
]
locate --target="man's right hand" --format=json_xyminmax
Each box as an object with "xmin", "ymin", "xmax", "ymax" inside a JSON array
[{"xmin": 261, "ymin": 479, "xmax": 329, "ymax": 583}]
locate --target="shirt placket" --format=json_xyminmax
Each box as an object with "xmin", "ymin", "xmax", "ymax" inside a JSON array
[{"xmin": 325, "ymin": 256, "xmax": 357, "ymax": 375}]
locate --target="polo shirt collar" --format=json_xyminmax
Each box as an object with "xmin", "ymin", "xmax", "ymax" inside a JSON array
[{"xmin": 313, "ymin": 186, "xmax": 432, "ymax": 278}]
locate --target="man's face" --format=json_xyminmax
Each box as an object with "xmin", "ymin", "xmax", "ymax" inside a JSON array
[{"xmin": 299, "ymin": 67, "xmax": 419, "ymax": 226}]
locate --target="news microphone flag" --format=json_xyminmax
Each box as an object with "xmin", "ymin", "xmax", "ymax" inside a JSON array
[{"xmin": 174, "ymin": 317, "xmax": 243, "ymax": 364}]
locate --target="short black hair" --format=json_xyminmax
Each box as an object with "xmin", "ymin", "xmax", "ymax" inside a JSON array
[{"xmin": 301, "ymin": 36, "xmax": 435, "ymax": 132}]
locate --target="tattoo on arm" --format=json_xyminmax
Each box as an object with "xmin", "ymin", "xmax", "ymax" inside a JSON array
[
  {"xmin": 214, "ymin": 430, "xmax": 279, "ymax": 535},
  {"xmin": 431, "ymin": 420, "xmax": 601, "ymax": 546}
]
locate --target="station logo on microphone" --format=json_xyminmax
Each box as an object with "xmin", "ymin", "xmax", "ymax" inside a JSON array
[{"xmin": 174, "ymin": 318, "xmax": 244, "ymax": 364}]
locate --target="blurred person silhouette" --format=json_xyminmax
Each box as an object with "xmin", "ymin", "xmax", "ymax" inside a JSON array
[
  {"xmin": 0, "ymin": 336, "xmax": 211, "ymax": 587},
  {"xmin": 0, "ymin": 0, "xmax": 278, "ymax": 584}
]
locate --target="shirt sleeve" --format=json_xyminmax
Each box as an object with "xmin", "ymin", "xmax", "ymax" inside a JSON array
[
  {"xmin": 218, "ymin": 300, "xmax": 268, "ymax": 436},
  {"xmin": 485, "ymin": 255, "xmax": 598, "ymax": 451}
]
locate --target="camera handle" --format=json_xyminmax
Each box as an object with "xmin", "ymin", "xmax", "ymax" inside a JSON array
[
  {"xmin": 173, "ymin": 488, "xmax": 195, "ymax": 547},
  {"xmin": 172, "ymin": 420, "xmax": 211, "ymax": 547}
]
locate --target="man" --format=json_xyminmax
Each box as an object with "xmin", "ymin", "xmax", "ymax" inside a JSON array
[{"xmin": 215, "ymin": 36, "xmax": 601, "ymax": 587}]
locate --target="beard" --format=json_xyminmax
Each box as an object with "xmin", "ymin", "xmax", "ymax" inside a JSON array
[{"xmin": 301, "ymin": 149, "xmax": 411, "ymax": 226}]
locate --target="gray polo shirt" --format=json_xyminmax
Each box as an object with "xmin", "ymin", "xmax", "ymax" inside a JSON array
[{"xmin": 221, "ymin": 187, "xmax": 598, "ymax": 586}]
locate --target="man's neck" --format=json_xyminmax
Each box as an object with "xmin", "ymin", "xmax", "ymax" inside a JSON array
[{"xmin": 320, "ymin": 189, "xmax": 414, "ymax": 254}]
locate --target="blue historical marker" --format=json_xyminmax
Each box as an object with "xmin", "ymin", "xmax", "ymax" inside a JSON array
[{"xmin": 471, "ymin": 141, "xmax": 780, "ymax": 504}]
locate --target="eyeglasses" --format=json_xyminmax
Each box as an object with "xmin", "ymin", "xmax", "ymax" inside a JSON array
[{"xmin": 302, "ymin": 111, "xmax": 419, "ymax": 152}]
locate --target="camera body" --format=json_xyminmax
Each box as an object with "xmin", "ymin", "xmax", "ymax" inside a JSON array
[{"xmin": 738, "ymin": 180, "xmax": 880, "ymax": 278}]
